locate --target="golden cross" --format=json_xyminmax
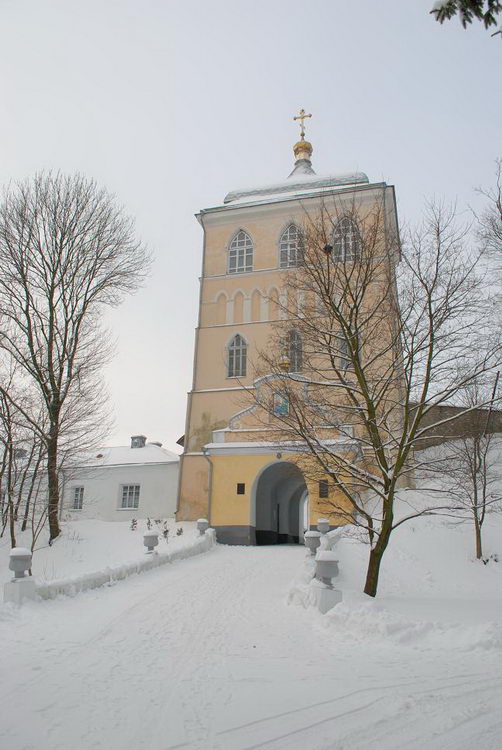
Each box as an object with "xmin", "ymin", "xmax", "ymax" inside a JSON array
[{"xmin": 293, "ymin": 108, "xmax": 312, "ymax": 140}]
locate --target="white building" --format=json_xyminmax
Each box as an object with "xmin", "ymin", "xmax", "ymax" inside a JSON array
[{"xmin": 62, "ymin": 435, "xmax": 179, "ymax": 521}]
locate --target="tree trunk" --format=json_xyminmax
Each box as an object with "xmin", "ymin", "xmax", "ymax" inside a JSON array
[
  {"xmin": 474, "ymin": 516, "xmax": 483, "ymax": 560},
  {"xmin": 46, "ymin": 430, "xmax": 61, "ymax": 543},
  {"xmin": 8, "ymin": 495, "xmax": 16, "ymax": 548},
  {"xmin": 364, "ymin": 526, "xmax": 392, "ymax": 597},
  {"xmin": 21, "ymin": 494, "xmax": 31, "ymax": 533},
  {"xmin": 364, "ymin": 547, "xmax": 384, "ymax": 597}
]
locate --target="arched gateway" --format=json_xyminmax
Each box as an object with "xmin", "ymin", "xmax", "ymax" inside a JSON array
[{"xmin": 252, "ymin": 462, "xmax": 308, "ymax": 545}]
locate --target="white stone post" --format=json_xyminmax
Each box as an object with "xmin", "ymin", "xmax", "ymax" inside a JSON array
[
  {"xmin": 197, "ymin": 518, "xmax": 209, "ymax": 536},
  {"xmin": 4, "ymin": 547, "xmax": 37, "ymax": 605},
  {"xmin": 143, "ymin": 531, "xmax": 159, "ymax": 553},
  {"xmin": 304, "ymin": 530, "xmax": 321, "ymax": 555},
  {"xmin": 311, "ymin": 550, "xmax": 342, "ymax": 614},
  {"xmin": 315, "ymin": 551, "xmax": 339, "ymax": 585},
  {"xmin": 317, "ymin": 518, "xmax": 330, "ymax": 534}
]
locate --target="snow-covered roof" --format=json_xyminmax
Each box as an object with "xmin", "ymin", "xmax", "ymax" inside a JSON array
[
  {"xmin": 77, "ymin": 444, "xmax": 179, "ymax": 468},
  {"xmin": 223, "ymin": 171, "xmax": 370, "ymax": 206},
  {"xmin": 198, "ymin": 136, "xmax": 373, "ymax": 215}
]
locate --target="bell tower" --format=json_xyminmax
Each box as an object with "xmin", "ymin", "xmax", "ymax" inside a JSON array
[{"xmin": 176, "ymin": 114, "xmax": 400, "ymax": 545}]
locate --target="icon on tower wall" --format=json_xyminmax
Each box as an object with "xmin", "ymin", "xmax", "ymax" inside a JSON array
[{"xmin": 273, "ymin": 392, "xmax": 290, "ymax": 417}]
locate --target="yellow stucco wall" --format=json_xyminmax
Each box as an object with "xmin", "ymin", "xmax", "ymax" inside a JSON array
[
  {"xmin": 210, "ymin": 453, "xmax": 271, "ymax": 526},
  {"xmin": 178, "ymin": 183, "xmax": 400, "ymax": 527},
  {"xmin": 209, "ymin": 452, "xmax": 352, "ymax": 528},
  {"xmin": 193, "ymin": 322, "xmax": 276, "ymax": 391},
  {"xmin": 177, "ymin": 454, "xmax": 209, "ymax": 521}
]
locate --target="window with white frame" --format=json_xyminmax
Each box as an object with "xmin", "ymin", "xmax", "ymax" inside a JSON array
[
  {"xmin": 288, "ymin": 329, "xmax": 302, "ymax": 372},
  {"xmin": 332, "ymin": 217, "xmax": 361, "ymax": 262},
  {"xmin": 228, "ymin": 334, "xmax": 247, "ymax": 377},
  {"xmin": 72, "ymin": 486, "xmax": 84, "ymax": 510},
  {"xmin": 228, "ymin": 230, "xmax": 253, "ymax": 274},
  {"xmin": 121, "ymin": 484, "xmax": 140, "ymax": 509},
  {"xmin": 279, "ymin": 224, "xmax": 303, "ymax": 268}
]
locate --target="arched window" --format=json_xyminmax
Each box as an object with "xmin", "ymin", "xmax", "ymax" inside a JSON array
[
  {"xmin": 288, "ymin": 329, "xmax": 302, "ymax": 372},
  {"xmin": 228, "ymin": 230, "xmax": 253, "ymax": 274},
  {"xmin": 336, "ymin": 331, "xmax": 357, "ymax": 371},
  {"xmin": 279, "ymin": 224, "xmax": 304, "ymax": 268},
  {"xmin": 228, "ymin": 334, "xmax": 247, "ymax": 377},
  {"xmin": 332, "ymin": 217, "xmax": 361, "ymax": 262}
]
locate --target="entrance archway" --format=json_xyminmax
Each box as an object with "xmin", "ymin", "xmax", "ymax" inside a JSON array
[{"xmin": 252, "ymin": 461, "xmax": 308, "ymax": 545}]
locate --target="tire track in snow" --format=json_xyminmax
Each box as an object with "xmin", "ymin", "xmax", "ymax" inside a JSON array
[
  {"xmin": 153, "ymin": 546, "xmax": 267, "ymax": 749},
  {"xmin": 2, "ymin": 543, "xmax": 502, "ymax": 750}
]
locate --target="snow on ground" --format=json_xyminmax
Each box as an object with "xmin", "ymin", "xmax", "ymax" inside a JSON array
[
  {"xmin": 0, "ymin": 518, "xmax": 193, "ymax": 586},
  {"xmin": 1, "ymin": 508, "xmax": 502, "ymax": 748}
]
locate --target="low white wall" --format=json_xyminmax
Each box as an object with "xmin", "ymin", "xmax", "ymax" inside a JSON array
[{"xmin": 36, "ymin": 529, "xmax": 216, "ymax": 600}]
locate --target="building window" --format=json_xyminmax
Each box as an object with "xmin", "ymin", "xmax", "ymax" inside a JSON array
[
  {"xmin": 336, "ymin": 333, "xmax": 357, "ymax": 371},
  {"xmin": 228, "ymin": 334, "xmax": 247, "ymax": 377},
  {"xmin": 228, "ymin": 230, "xmax": 253, "ymax": 274},
  {"xmin": 279, "ymin": 224, "xmax": 303, "ymax": 268},
  {"xmin": 288, "ymin": 329, "xmax": 302, "ymax": 372},
  {"xmin": 319, "ymin": 480, "xmax": 329, "ymax": 498},
  {"xmin": 72, "ymin": 486, "xmax": 84, "ymax": 510},
  {"xmin": 121, "ymin": 484, "xmax": 140, "ymax": 509},
  {"xmin": 332, "ymin": 217, "xmax": 361, "ymax": 262},
  {"xmin": 236, "ymin": 483, "xmax": 245, "ymax": 495}
]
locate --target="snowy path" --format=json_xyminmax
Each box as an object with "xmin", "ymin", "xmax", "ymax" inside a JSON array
[{"xmin": 1, "ymin": 544, "xmax": 501, "ymax": 749}]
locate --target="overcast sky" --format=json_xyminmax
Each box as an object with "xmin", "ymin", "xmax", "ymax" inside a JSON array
[{"xmin": 0, "ymin": 0, "xmax": 500, "ymax": 452}]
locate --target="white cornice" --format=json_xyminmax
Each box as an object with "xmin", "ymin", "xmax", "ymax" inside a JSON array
[
  {"xmin": 198, "ymin": 183, "xmax": 390, "ymax": 224},
  {"xmin": 203, "ymin": 439, "xmax": 356, "ymax": 456}
]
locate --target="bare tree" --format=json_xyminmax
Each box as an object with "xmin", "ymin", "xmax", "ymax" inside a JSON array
[
  {"xmin": 0, "ymin": 379, "xmax": 47, "ymax": 550},
  {"xmin": 0, "ymin": 388, "xmax": 20, "ymax": 548},
  {"xmin": 256, "ymin": 198, "xmax": 501, "ymax": 597},
  {"xmin": 424, "ymin": 376, "xmax": 502, "ymax": 560},
  {"xmin": 0, "ymin": 172, "xmax": 149, "ymax": 542},
  {"xmin": 477, "ymin": 158, "xmax": 502, "ymax": 266},
  {"xmin": 0, "ymin": 371, "xmax": 96, "ymax": 570}
]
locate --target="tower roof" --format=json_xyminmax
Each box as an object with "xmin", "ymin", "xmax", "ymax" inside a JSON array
[
  {"xmin": 223, "ymin": 109, "xmax": 369, "ymax": 206},
  {"xmin": 223, "ymin": 171, "xmax": 370, "ymax": 206}
]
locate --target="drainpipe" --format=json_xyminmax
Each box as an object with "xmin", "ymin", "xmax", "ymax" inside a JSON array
[{"xmin": 202, "ymin": 446, "xmax": 214, "ymax": 526}]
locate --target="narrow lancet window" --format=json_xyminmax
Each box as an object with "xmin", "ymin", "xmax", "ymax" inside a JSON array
[
  {"xmin": 279, "ymin": 224, "xmax": 304, "ymax": 268},
  {"xmin": 288, "ymin": 329, "xmax": 303, "ymax": 372},
  {"xmin": 332, "ymin": 217, "xmax": 361, "ymax": 262},
  {"xmin": 228, "ymin": 230, "xmax": 253, "ymax": 273},
  {"xmin": 228, "ymin": 334, "xmax": 247, "ymax": 377}
]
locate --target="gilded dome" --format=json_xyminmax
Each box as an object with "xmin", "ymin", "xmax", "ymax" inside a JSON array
[{"xmin": 293, "ymin": 140, "xmax": 313, "ymax": 158}]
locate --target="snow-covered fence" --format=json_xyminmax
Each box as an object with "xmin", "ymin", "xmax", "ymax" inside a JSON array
[{"xmin": 36, "ymin": 528, "xmax": 216, "ymax": 601}]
